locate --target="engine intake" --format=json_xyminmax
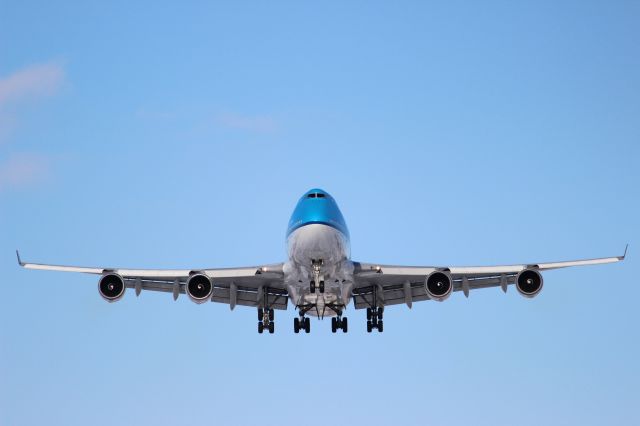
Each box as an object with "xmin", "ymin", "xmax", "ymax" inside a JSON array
[
  {"xmin": 186, "ymin": 274, "xmax": 213, "ymax": 304},
  {"xmin": 99, "ymin": 273, "xmax": 125, "ymax": 302},
  {"xmin": 425, "ymin": 271, "xmax": 453, "ymax": 301},
  {"xmin": 516, "ymin": 269, "xmax": 543, "ymax": 298}
]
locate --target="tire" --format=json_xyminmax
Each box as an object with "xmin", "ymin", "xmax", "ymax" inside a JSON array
[
  {"xmin": 258, "ymin": 308, "xmax": 263, "ymax": 321},
  {"xmin": 377, "ymin": 307, "xmax": 384, "ymax": 320},
  {"xmin": 372, "ymin": 316, "xmax": 378, "ymax": 327},
  {"xmin": 331, "ymin": 317, "xmax": 337, "ymax": 333},
  {"xmin": 268, "ymin": 322, "xmax": 274, "ymax": 334},
  {"xmin": 319, "ymin": 281, "xmax": 325, "ymax": 293},
  {"xmin": 342, "ymin": 317, "xmax": 348, "ymax": 333},
  {"xmin": 378, "ymin": 320, "xmax": 384, "ymax": 333},
  {"xmin": 294, "ymin": 317, "xmax": 300, "ymax": 333},
  {"xmin": 304, "ymin": 317, "xmax": 311, "ymax": 333},
  {"xmin": 269, "ymin": 309, "xmax": 274, "ymax": 321},
  {"xmin": 258, "ymin": 322, "xmax": 264, "ymax": 334},
  {"xmin": 367, "ymin": 320, "xmax": 372, "ymax": 333},
  {"xmin": 310, "ymin": 281, "xmax": 316, "ymax": 293},
  {"xmin": 366, "ymin": 308, "xmax": 372, "ymax": 321}
]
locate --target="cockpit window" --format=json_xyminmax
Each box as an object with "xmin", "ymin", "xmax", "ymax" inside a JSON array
[
  {"xmin": 316, "ymin": 193, "xmax": 326, "ymax": 198},
  {"xmin": 307, "ymin": 193, "xmax": 326, "ymax": 199},
  {"xmin": 307, "ymin": 193, "xmax": 317, "ymax": 198}
]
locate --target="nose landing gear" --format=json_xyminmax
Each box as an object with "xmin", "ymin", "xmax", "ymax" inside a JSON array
[{"xmin": 310, "ymin": 259, "xmax": 325, "ymax": 293}]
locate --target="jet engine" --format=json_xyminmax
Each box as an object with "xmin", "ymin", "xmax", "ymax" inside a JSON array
[
  {"xmin": 425, "ymin": 271, "xmax": 453, "ymax": 301},
  {"xmin": 99, "ymin": 273, "xmax": 126, "ymax": 302},
  {"xmin": 516, "ymin": 268, "xmax": 543, "ymax": 298},
  {"xmin": 186, "ymin": 274, "xmax": 213, "ymax": 304}
]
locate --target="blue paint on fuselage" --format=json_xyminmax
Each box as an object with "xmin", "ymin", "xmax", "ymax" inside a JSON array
[{"xmin": 286, "ymin": 189, "xmax": 350, "ymax": 240}]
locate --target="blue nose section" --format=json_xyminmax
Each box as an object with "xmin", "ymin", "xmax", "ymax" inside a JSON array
[{"xmin": 286, "ymin": 189, "xmax": 349, "ymax": 238}]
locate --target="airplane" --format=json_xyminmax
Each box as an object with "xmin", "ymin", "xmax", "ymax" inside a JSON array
[{"xmin": 17, "ymin": 188, "xmax": 627, "ymax": 334}]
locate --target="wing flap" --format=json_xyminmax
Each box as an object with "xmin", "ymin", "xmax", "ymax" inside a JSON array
[
  {"xmin": 18, "ymin": 251, "xmax": 287, "ymax": 309},
  {"xmin": 351, "ymin": 248, "xmax": 626, "ymax": 309}
]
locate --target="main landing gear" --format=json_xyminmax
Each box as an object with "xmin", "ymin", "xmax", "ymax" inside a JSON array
[
  {"xmin": 294, "ymin": 303, "xmax": 313, "ymax": 333},
  {"xmin": 366, "ymin": 307, "xmax": 384, "ymax": 333},
  {"xmin": 293, "ymin": 316, "xmax": 311, "ymax": 333},
  {"xmin": 331, "ymin": 316, "xmax": 348, "ymax": 333},
  {"xmin": 257, "ymin": 308, "xmax": 275, "ymax": 334}
]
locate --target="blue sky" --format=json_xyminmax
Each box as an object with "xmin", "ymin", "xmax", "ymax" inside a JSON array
[{"xmin": 1, "ymin": 1, "xmax": 639, "ymax": 425}]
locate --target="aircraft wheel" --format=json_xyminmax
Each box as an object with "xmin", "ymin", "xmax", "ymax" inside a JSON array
[
  {"xmin": 319, "ymin": 281, "xmax": 325, "ymax": 293},
  {"xmin": 258, "ymin": 322, "xmax": 264, "ymax": 334},
  {"xmin": 367, "ymin": 320, "xmax": 372, "ymax": 333},
  {"xmin": 331, "ymin": 317, "xmax": 337, "ymax": 333},
  {"xmin": 377, "ymin": 307, "xmax": 384, "ymax": 320},
  {"xmin": 258, "ymin": 308, "xmax": 263, "ymax": 321},
  {"xmin": 310, "ymin": 281, "xmax": 316, "ymax": 293},
  {"xmin": 304, "ymin": 317, "xmax": 311, "ymax": 333},
  {"xmin": 342, "ymin": 317, "xmax": 348, "ymax": 333},
  {"xmin": 294, "ymin": 317, "xmax": 300, "ymax": 333},
  {"xmin": 268, "ymin": 322, "xmax": 275, "ymax": 334},
  {"xmin": 366, "ymin": 308, "xmax": 372, "ymax": 321},
  {"xmin": 378, "ymin": 320, "xmax": 384, "ymax": 333}
]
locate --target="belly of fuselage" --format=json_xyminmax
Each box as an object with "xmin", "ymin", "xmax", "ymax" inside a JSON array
[
  {"xmin": 285, "ymin": 224, "xmax": 353, "ymax": 315},
  {"xmin": 287, "ymin": 223, "xmax": 350, "ymax": 266}
]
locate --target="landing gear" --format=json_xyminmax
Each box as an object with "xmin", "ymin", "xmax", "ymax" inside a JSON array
[
  {"xmin": 311, "ymin": 259, "xmax": 325, "ymax": 293},
  {"xmin": 294, "ymin": 315, "xmax": 311, "ymax": 334},
  {"xmin": 366, "ymin": 307, "xmax": 384, "ymax": 333},
  {"xmin": 331, "ymin": 316, "xmax": 348, "ymax": 333},
  {"xmin": 310, "ymin": 280, "xmax": 325, "ymax": 293},
  {"xmin": 258, "ymin": 308, "xmax": 275, "ymax": 334}
]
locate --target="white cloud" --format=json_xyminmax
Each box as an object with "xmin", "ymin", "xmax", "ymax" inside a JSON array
[
  {"xmin": 0, "ymin": 61, "xmax": 64, "ymax": 145},
  {"xmin": 214, "ymin": 112, "xmax": 277, "ymax": 133},
  {"xmin": 0, "ymin": 153, "xmax": 51, "ymax": 191},
  {"xmin": 0, "ymin": 62, "xmax": 64, "ymax": 107}
]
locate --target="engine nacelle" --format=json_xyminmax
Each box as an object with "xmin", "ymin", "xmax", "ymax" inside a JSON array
[
  {"xmin": 425, "ymin": 271, "xmax": 453, "ymax": 302},
  {"xmin": 186, "ymin": 273, "xmax": 213, "ymax": 304},
  {"xmin": 516, "ymin": 268, "xmax": 543, "ymax": 298},
  {"xmin": 99, "ymin": 273, "xmax": 126, "ymax": 302}
]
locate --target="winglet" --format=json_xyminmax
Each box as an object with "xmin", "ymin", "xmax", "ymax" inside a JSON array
[
  {"xmin": 16, "ymin": 250, "xmax": 24, "ymax": 266},
  {"xmin": 621, "ymin": 244, "xmax": 629, "ymax": 260}
]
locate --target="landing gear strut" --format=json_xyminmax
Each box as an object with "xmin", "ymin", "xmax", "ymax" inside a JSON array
[
  {"xmin": 311, "ymin": 259, "xmax": 325, "ymax": 293},
  {"xmin": 366, "ymin": 307, "xmax": 384, "ymax": 333},
  {"xmin": 257, "ymin": 308, "xmax": 275, "ymax": 334}
]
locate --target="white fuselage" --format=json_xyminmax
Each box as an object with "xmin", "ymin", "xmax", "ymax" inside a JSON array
[{"xmin": 283, "ymin": 224, "xmax": 354, "ymax": 316}]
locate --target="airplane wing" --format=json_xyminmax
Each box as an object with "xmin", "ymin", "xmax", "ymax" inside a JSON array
[
  {"xmin": 350, "ymin": 247, "xmax": 627, "ymax": 309},
  {"xmin": 16, "ymin": 251, "xmax": 288, "ymax": 310}
]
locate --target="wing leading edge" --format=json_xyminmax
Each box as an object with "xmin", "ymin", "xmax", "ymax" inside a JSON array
[
  {"xmin": 16, "ymin": 251, "xmax": 288, "ymax": 310},
  {"xmin": 351, "ymin": 247, "xmax": 627, "ymax": 309}
]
